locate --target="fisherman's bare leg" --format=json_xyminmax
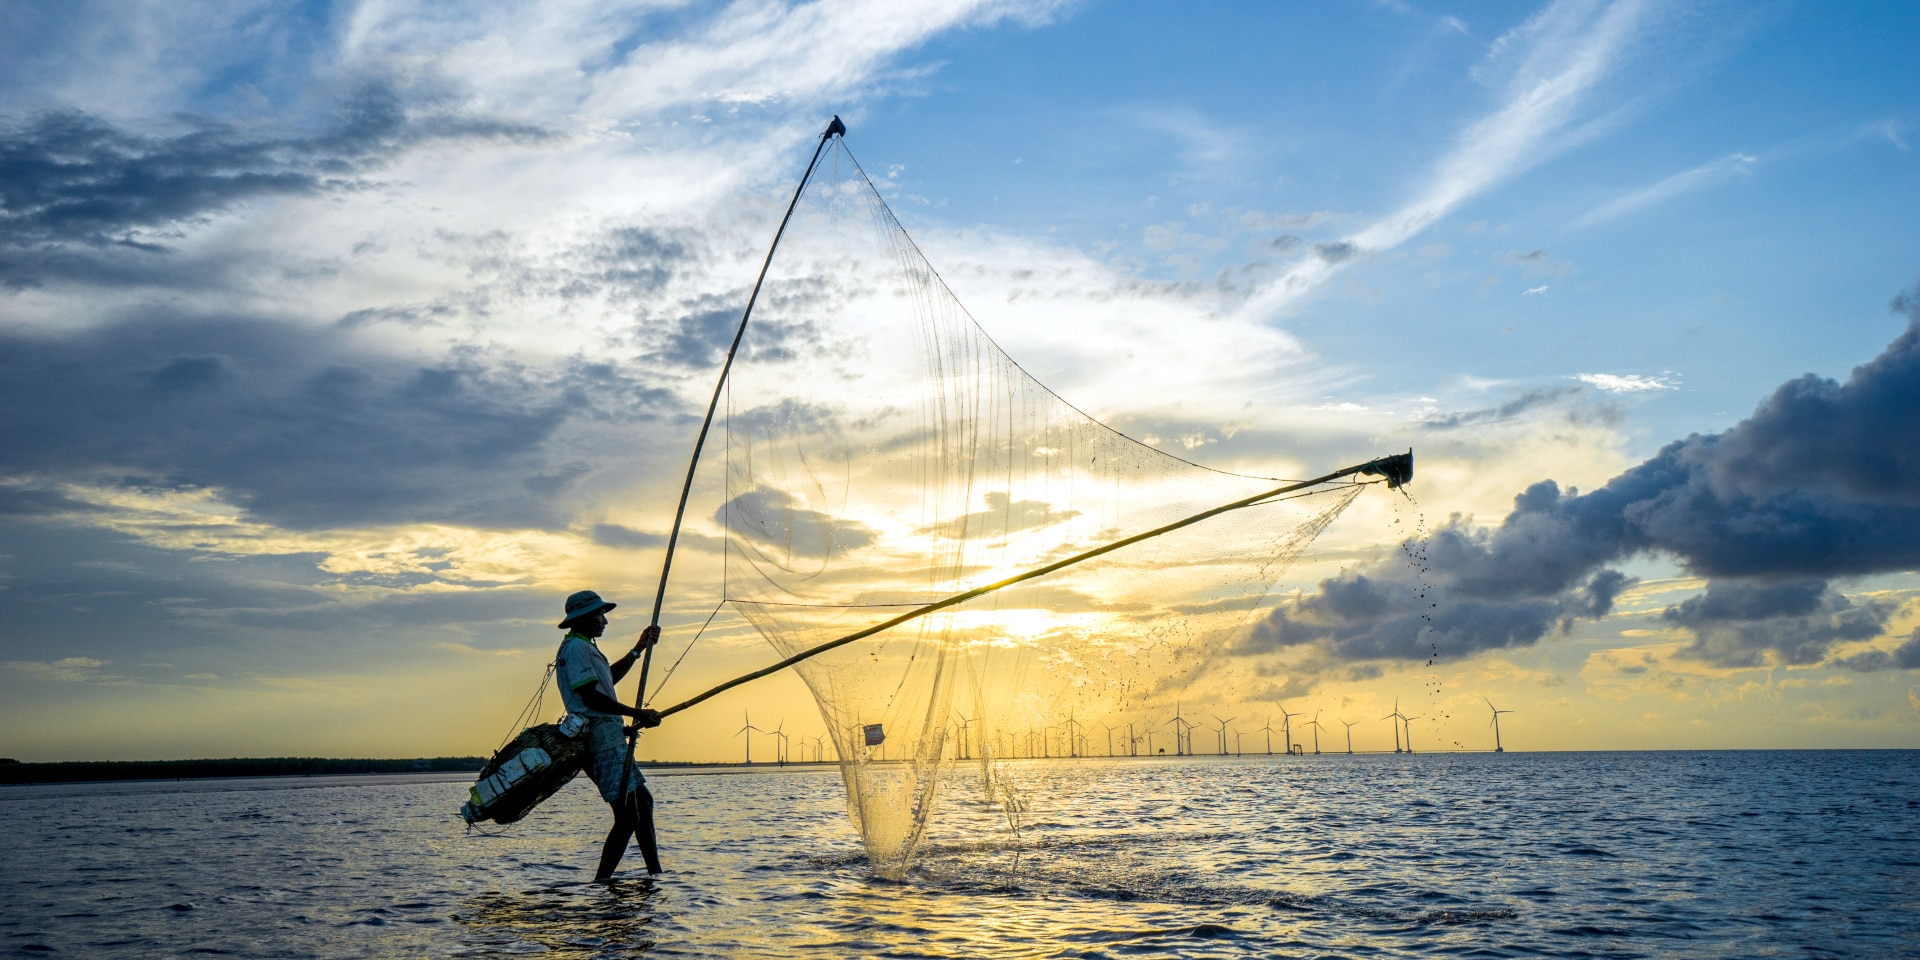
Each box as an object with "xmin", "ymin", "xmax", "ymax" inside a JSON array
[
  {"xmin": 631, "ymin": 784, "xmax": 662, "ymax": 875},
  {"xmin": 595, "ymin": 786, "xmax": 662, "ymax": 880},
  {"xmin": 596, "ymin": 799, "xmax": 634, "ymax": 881}
]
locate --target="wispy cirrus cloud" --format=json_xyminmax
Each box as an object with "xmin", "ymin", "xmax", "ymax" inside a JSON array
[
  {"xmin": 1571, "ymin": 151, "xmax": 1757, "ymax": 228},
  {"xmin": 1575, "ymin": 372, "xmax": 1675, "ymax": 393},
  {"xmin": 1234, "ymin": 0, "xmax": 1656, "ymax": 324}
]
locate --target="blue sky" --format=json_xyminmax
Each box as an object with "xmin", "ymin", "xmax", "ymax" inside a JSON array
[{"xmin": 1, "ymin": 0, "xmax": 1916, "ymax": 761}]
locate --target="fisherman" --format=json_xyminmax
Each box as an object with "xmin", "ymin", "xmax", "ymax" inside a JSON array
[{"xmin": 555, "ymin": 589, "xmax": 665, "ymax": 880}]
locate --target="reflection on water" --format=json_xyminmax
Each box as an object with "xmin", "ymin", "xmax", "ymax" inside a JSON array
[
  {"xmin": 4, "ymin": 752, "xmax": 1916, "ymax": 958},
  {"xmin": 455, "ymin": 879, "xmax": 660, "ymax": 957}
]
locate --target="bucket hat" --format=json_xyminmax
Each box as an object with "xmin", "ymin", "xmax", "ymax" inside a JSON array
[{"xmin": 559, "ymin": 589, "xmax": 617, "ymax": 628}]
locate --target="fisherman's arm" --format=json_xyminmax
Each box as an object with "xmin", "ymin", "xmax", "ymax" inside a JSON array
[
  {"xmin": 608, "ymin": 625, "xmax": 661, "ymax": 683},
  {"xmin": 577, "ymin": 683, "xmax": 663, "ymax": 727}
]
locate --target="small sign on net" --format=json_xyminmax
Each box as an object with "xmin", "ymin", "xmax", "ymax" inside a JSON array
[{"xmin": 863, "ymin": 723, "xmax": 886, "ymax": 747}]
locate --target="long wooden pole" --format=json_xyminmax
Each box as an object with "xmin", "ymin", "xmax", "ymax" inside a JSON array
[
  {"xmin": 623, "ymin": 116, "xmax": 845, "ymax": 775},
  {"xmin": 657, "ymin": 451, "xmax": 1410, "ymax": 719}
]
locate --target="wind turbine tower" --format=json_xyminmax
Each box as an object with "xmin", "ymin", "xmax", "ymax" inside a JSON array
[
  {"xmin": 736, "ymin": 710, "xmax": 764, "ymax": 764},
  {"xmin": 1278, "ymin": 704, "xmax": 1302, "ymax": 756},
  {"xmin": 1168, "ymin": 702, "xmax": 1195, "ymax": 756},
  {"xmin": 1305, "ymin": 711, "xmax": 1323, "ymax": 755},
  {"xmin": 1486, "ymin": 697, "xmax": 1516, "ymax": 753},
  {"xmin": 1211, "ymin": 715, "xmax": 1235, "ymax": 756},
  {"xmin": 1341, "ymin": 719, "xmax": 1358, "ymax": 754},
  {"xmin": 1382, "ymin": 698, "xmax": 1405, "ymax": 754},
  {"xmin": 1259, "ymin": 718, "xmax": 1277, "ymax": 755},
  {"xmin": 1403, "ymin": 714, "xmax": 1421, "ymax": 753}
]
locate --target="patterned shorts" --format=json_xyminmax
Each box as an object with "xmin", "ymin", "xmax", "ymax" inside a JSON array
[{"xmin": 584, "ymin": 718, "xmax": 644, "ymax": 803}]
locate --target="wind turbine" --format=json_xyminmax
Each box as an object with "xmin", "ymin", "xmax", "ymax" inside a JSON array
[
  {"xmin": 1126, "ymin": 721, "xmax": 1140, "ymax": 757},
  {"xmin": 1486, "ymin": 697, "xmax": 1515, "ymax": 753},
  {"xmin": 1211, "ymin": 715, "xmax": 1236, "ymax": 756},
  {"xmin": 1100, "ymin": 722, "xmax": 1117, "ymax": 757},
  {"xmin": 1403, "ymin": 714, "xmax": 1421, "ymax": 753},
  {"xmin": 956, "ymin": 714, "xmax": 977, "ymax": 760},
  {"xmin": 1341, "ymin": 719, "xmax": 1358, "ymax": 754},
  {"xmin": 1259, "ymin": 718, "xmax": 1277, "ymax": 755},
  {"xmin": 1305, "ymin": 711, "xmax": 1323, "ymax": 755},
  {"xmin": 1167, "ymin": 702, "xmax": 1196, "ymax": 756},
  {"xmin": 772, "ymin": 718, "xmax": 789, "ymax": 765},
  {"xmin": 1063, "ymin": 713, "xmax": 1084, "ymax": 758},
  {"xmin": 1382, "ymin": 698, "xmax": 1405, "ymax": 754},
  {"xmin": 1277, "ymin": 704, "xmax": 1302, "ymax": 756},
  {"xmin": 736, "ymin": 710, "xmax": 764, "ymax": 764},
  {"xmin": 811, "ymin": 736, "xmax": 826, "ymax": 762}
]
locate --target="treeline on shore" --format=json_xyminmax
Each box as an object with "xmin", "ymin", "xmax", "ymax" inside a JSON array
[{"xmin": 0, "ymin": 756, "xmax": 486, "ymax": 785}]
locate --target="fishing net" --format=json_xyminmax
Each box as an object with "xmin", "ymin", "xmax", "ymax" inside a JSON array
[{"xmin": 713, "ymin": 139, "xmax": 1371, "ymax": 877}]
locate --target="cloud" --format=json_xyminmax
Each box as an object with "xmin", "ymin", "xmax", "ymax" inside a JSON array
[
  {"xmin": 1239, "ymin": 299, "xmax": 1920, "ymax": 674},
  {"xmin": 1831, "ymin": 629, "xmax": 1920, "ymax": 673},
  {"xmin": 0, "ymin": 315, "xmax": 678, "ymax": 531},
  {"xmin": 581, "ymin": 0, "xmax": 1061, "ymax": 117},
  {"xmin": 928, "ymin": 491, "xmax": 1081, "ymax": 541},
  {"xmin": 0, "ymin": 88, "xmax": 548, "ymax": 289},
  {"xmin": 1523, "ymin": 285, "xmax": 1550, "ymax": 296},
  {"xmin": 1575, "ymin": 372, "xmax": 1674, "ymax": 392},
  {"xmin": 718, "ymin": 485, "xmax": 876, "ymax": 559},
  {"xmin": 2, "ymin": 656, "xmax": 113, "ymax": 681},
  {"xmin": 591, "ymin": 523, "xmax": 665, "ymax": 550},
  {"xmin": 1420, "ymin": 385, "xmax": 1581, "ymax": 430},
  {"xmin": 1233, "ymin": 0, "xmax": 1657, "ymax": 322},
  {"xmin": 1572, "ymin": 152, "xmax": 1757, "ymax": 228},
  {"xmin": 1661, "ymin": 579, "xmax": 1896, "ymax": 667}
]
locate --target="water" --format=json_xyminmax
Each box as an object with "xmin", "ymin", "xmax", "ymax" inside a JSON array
[{"xmin": 4, "ymin": 751, "xmax": 1916, "ymax": 958}]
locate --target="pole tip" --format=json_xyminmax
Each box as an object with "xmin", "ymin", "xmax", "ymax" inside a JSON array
[
  {"xmin": 1361, "ymin": 449, "xmax": 1414, "ymax": 489},
  {"xmin": 826, "ymin": 115, "xmax": 846, "ymax": 138}
]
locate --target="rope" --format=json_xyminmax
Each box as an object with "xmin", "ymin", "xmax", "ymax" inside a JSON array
[
  {"xmin": 646, "ymin": 599, "xmax": 728, "ymax": 706},
  {"xmin": 495, "ymin": 661, "xmax": 556, "ymax": 753}
]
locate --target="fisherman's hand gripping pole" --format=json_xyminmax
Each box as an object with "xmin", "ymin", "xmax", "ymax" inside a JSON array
[
  {"xmin": 619, "ymin": 117, "xmax": 849, "ymax": 795},
  {"xmin": 654, "ymin": 450, "xmax": 1413, "ymax": 720}
]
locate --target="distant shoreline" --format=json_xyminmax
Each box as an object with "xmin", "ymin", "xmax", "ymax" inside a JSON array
[
  {"xmin": 0, "ymin": 757, "xmax": 489, "ymax": 786},
  {"xmin": 0, "ymin": 756, "xmax": 826, "ymax": 786}
]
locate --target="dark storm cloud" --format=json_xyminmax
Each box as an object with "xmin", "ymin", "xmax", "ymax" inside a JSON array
[
  {"xmin": 1242, "ymin": 298, "xmax": 1920, "ymax": 671},
  {"xmin": 0, "ymin": 315, "xmax": 677, "ymax": 531},
  {"xmin": 0, "ymin": 86, "xmax": 548, "ymax": 288},
  {"xmin": 1659, "ymin": 579, "xmax": 1895, "ymax": 667},
  {"xmin": 1831, "ymin": 629, "xmax": 1920, "ymax": 673}
]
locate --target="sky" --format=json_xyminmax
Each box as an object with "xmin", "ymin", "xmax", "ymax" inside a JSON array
[{"xmin": 2, "ymin": 0, "xmax": 1917, "ymax": 762}]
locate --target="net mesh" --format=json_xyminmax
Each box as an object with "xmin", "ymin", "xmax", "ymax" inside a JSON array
[{"xmin": 716, "ymin": 140, "xmax": 1367, "ymax": 877}]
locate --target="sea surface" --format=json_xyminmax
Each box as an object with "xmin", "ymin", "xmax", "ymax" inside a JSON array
[{"xmin": 3, "ymin": 751, "xmax": 1916, "ymax": 958}]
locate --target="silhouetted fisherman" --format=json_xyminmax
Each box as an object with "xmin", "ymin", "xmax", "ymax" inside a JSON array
[{"xmin": 554, "ymin": 590, "xmax": 664, "ymax": 880}]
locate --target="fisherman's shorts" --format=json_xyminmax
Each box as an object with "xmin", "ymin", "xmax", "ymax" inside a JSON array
[{"xmin": 584, "ymin": 718, "xmax": 645, "ymax": 804}]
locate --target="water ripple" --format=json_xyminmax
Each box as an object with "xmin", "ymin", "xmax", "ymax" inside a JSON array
[{"xmin": 3, "ymin": 751, "xmax": 1917, "ymax": 957}]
